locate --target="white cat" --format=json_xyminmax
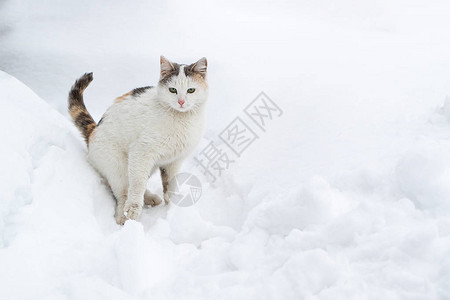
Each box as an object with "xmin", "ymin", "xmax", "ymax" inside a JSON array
[{"xmin": 68, "ymin": 56, "xmax": 208, "ymax": 224}]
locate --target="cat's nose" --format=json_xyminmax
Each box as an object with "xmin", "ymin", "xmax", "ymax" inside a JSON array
[{"xmin": 178, "ymin": 99, "xmax": 185, "ymax": 107}]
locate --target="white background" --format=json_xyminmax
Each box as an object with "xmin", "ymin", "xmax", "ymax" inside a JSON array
[{"xmin": 1, "ymin": 0, "xmax": 450, "ymax": 299}]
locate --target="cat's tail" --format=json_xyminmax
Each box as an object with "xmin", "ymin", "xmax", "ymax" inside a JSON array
[{"xmin": 68, "ymin": 72, "xmax": 96, "ymax": 146}]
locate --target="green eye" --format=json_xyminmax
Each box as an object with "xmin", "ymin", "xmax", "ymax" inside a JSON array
[
  {"xmin": 169, "ymin": 87, "xmax": 177, "ymax": 93},
  {"xmin": 187, "ymin": 88, "xmax": 196, "ymax": 93}
]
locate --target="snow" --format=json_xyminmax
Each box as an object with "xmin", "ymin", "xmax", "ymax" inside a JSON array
[{"xmin": 2, "ymin": 0, "xmax": 450, "ymax": 299}]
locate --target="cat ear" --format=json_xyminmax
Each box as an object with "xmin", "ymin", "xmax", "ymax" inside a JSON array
[
  {"xmin": 160, "ymin": 55, "xmax": 175, "ymax": 77},
  {"xmin": 190, "ymin": 57, "xmax": 207, "ymax": 76}
]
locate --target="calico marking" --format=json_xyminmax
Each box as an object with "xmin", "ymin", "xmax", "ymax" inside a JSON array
[
  {"xmin": 159, "ymin": 56, "xmax": 181, "ymax": 85},
  {"xmin": 184, "ymin": 58, "xmax": 208, "ymax": 87},
  {"xmin": 132, "ymin": 86, "xmax": 153, "ymax": 96},
  {"xmin": 68, "ymin": 72, "xmax": 96, "ymax": 145},
  {"xmin": 160, "ymin": 167, "xmax": 169, "ymax": 204},
  {"xmin": 114, "ymin": 86, "xmax": 153, "ymax": 103},
  {"xmin": 114, "ymin": 91, "xmax": 132, "ymax": 103}
]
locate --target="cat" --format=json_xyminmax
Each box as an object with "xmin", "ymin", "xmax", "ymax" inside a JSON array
[{"xmin": 68, "ymin": 56, "xmax": 208, "ymax": 224}]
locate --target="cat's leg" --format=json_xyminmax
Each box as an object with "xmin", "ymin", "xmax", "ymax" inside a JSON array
[
  {"xmin": 109, "ymin": 175, "xmax": 129, "ymax": 225},
  {"xmin": 144, "ymin": 190, "xmax": 162, "ymax": 206},
  {"xmin": 101, "ymin": 156, "xmax": 129, "ymax": 225},
  {"xmin": 88, "ymin": 147, "xmax": 129, "ymax": 225},
  {"xmin": 143, "ymin": 165, "xmax": 163, "ymax": 206},
  {"xmin": 123, "ymin": 146, "xmax": 156, "ymax": 220},
  {"xmin": 160, "ymin": 160, "xmax": 183, "ymax": 205}
]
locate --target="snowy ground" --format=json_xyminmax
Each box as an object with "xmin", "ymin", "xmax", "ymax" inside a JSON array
[{"xmin": 2, "ymin": 0, "xmax": 450, "ymax": 299}]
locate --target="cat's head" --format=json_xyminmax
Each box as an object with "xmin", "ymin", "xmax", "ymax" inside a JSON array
[{"xmin": 157, "ymin": 56, "xmax": 208, "ymax": 112}]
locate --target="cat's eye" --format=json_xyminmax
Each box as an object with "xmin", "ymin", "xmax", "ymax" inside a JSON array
[
  {"xmin": 187, "ymin": 88, "xmax": 196, "ymax": 93},
  {"xmin": 169, "ymin": 87, "xmax": 177, "ymax": 94}
]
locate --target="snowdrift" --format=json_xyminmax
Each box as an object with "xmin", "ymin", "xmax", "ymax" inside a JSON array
[{"xmin": 1, "ymin": 71, "xmax": 450, "ymax": 299}]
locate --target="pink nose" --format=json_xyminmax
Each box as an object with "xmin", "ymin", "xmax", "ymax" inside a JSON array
[{"xmin": 178, "ymin": 99, "xmax": 185, "ymax": 106}]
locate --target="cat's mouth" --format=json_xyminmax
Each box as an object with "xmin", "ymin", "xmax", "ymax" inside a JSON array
[{"xmin": 172, "ymin": 104, "xmax": 190, "ymax": 112}]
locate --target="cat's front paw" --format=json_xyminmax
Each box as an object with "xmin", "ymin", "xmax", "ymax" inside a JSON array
[
  {"xmin": 123, "ymin": 202, "xmax": 142, "ymax": 220},
  {"xmin": 144, "ymin": 191, "xmax": 162, "ymax": 207},
  {"xmin": 115, "ymin": 213, "xmax": 128, "ymax": 225}
]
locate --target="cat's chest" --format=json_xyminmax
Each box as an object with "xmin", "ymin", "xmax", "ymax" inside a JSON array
[{"xmin": 154, "ymin": 115, "xmax": 204, "ymax": 163}]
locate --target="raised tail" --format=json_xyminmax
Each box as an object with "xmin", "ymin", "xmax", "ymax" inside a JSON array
[{"xmin": 68, "ymin": 72, "xmax": 96, "ymax": 146}]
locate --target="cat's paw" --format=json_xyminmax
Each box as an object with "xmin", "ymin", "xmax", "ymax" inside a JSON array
[
  {"xmin": 115, "ymin": 213, "xmax": 127, "ymax": 225},
  {"xmin": 144, "ymin": 191, "xmax": 162, "ymax": 207},
  {"xmin": 123, "ymin": 202, "xmax": 142, "ymax": 220}
]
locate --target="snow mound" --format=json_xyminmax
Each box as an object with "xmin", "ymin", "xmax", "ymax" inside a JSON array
[{"xmin": 1, "ymin": 71, "xmax": 450, "ymax": 299}]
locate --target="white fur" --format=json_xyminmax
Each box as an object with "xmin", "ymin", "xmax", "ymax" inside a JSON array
[{"xmin": 88, "ymin": 60, "xmax": 207, "ymax": 224}]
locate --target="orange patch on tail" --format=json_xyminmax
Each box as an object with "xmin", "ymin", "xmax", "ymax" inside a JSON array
[
  {"xmin": 86, "ymin": 123, "xmax": 97, "ymax": 143},
  {"xmin": 69, "ymin": 105, "xmax": 85, "ymax": 120}
]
